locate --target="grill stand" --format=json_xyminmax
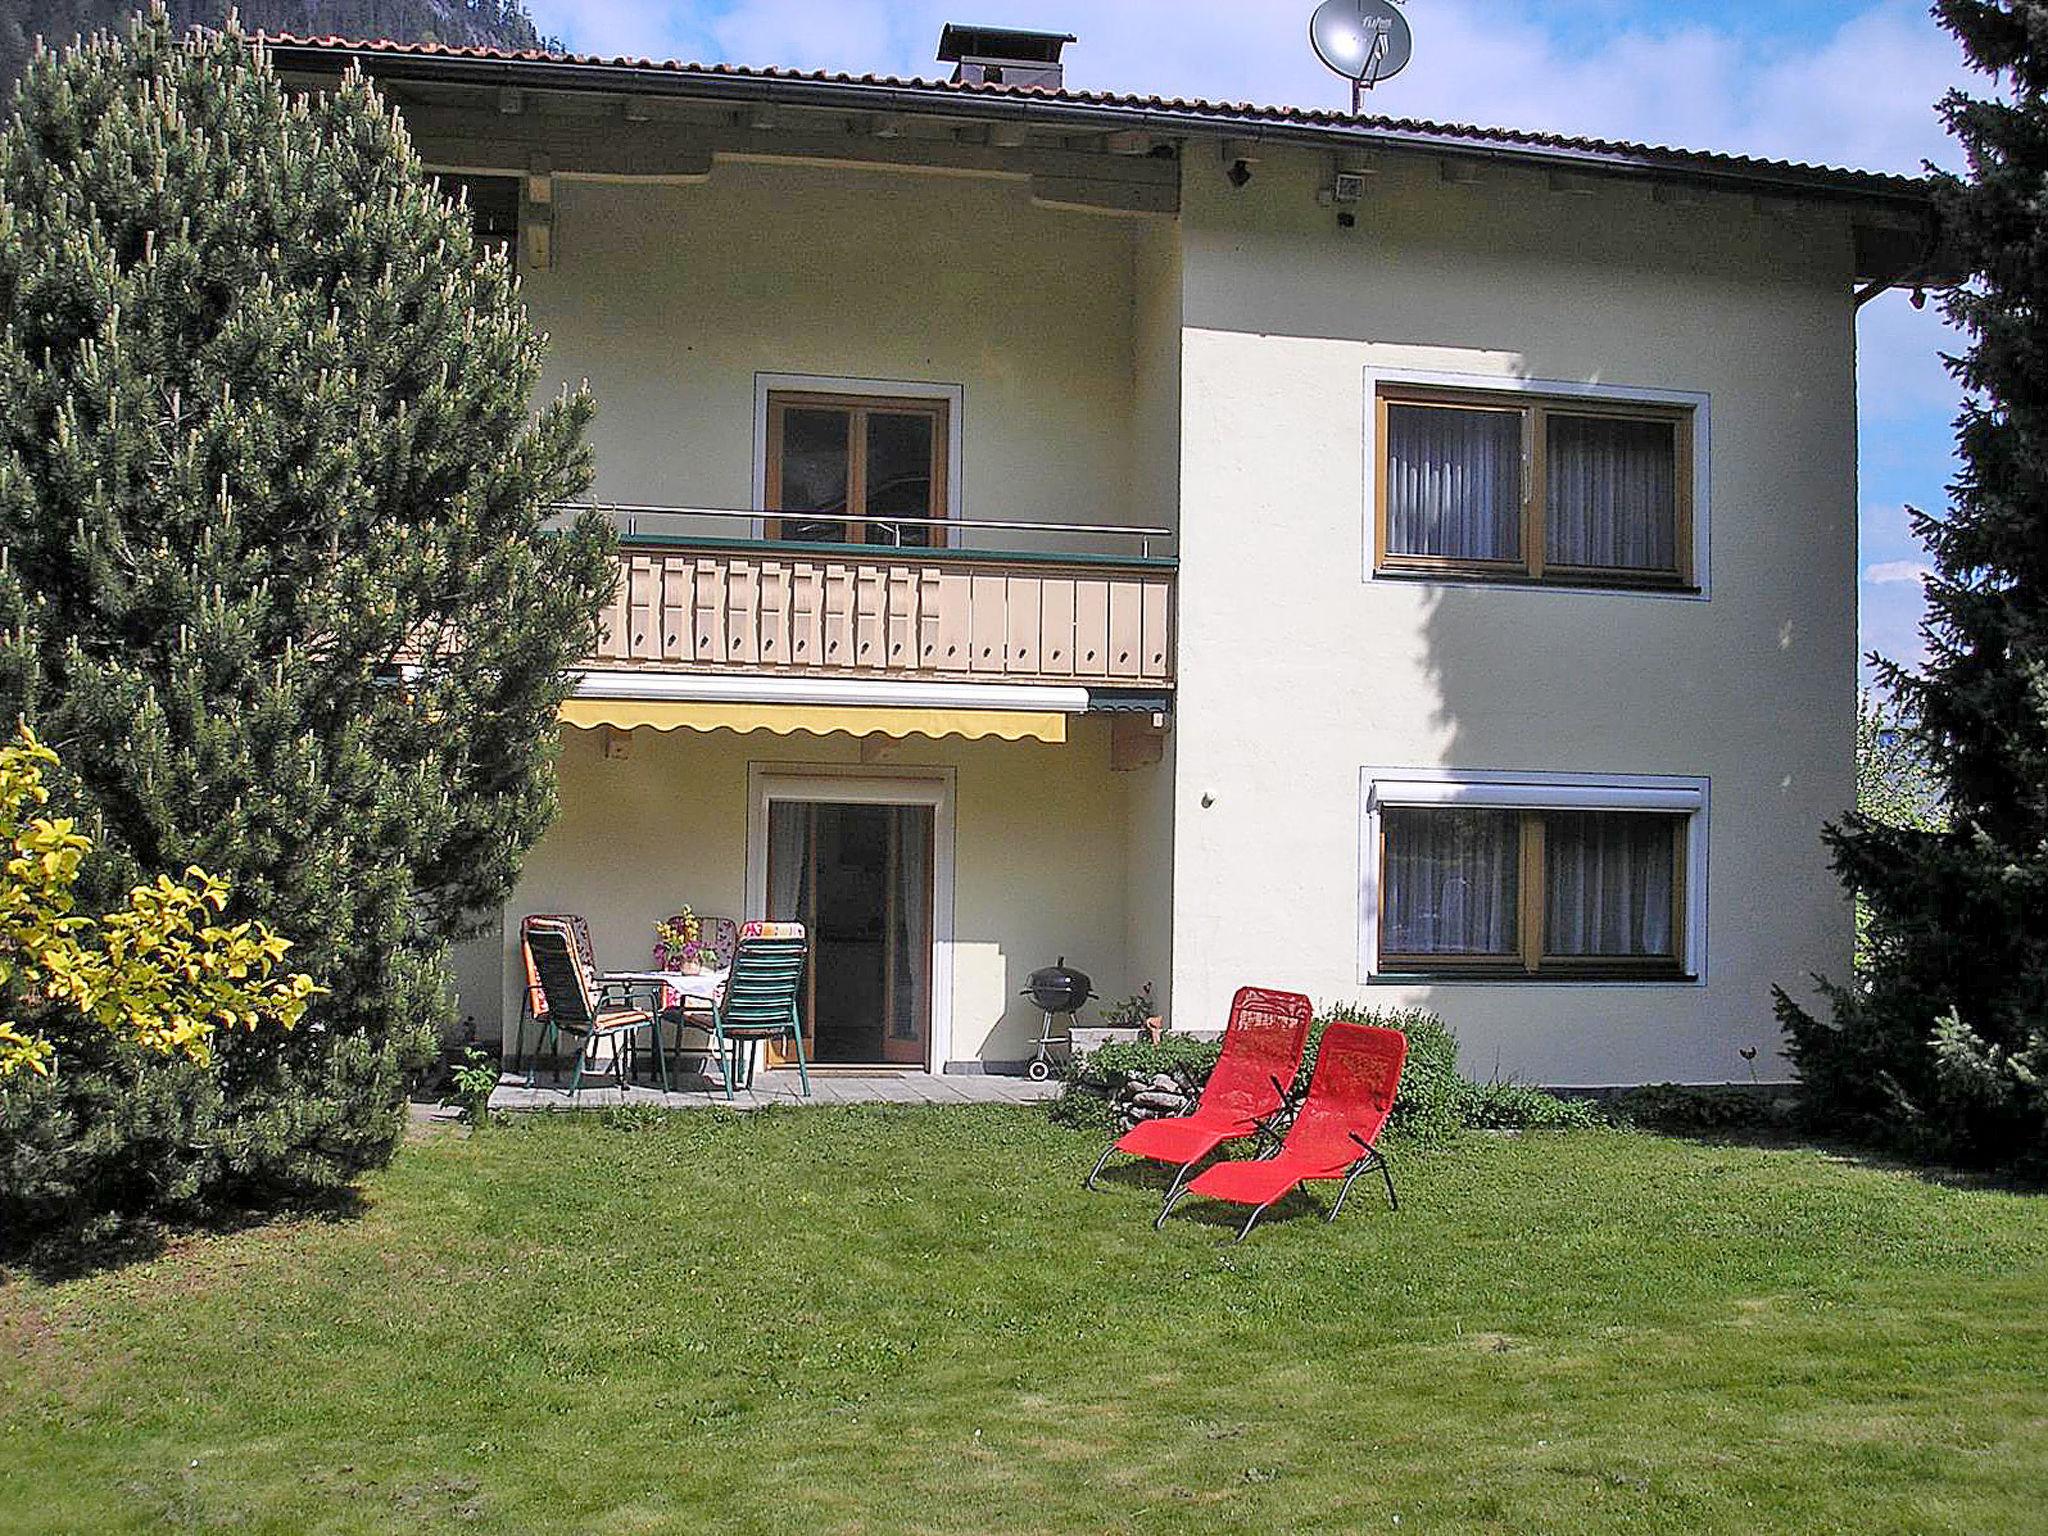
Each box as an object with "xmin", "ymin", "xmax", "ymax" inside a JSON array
[{"xmin": 1026, "ymin": 1008, "xmax": 1079, "ymax": 1082}]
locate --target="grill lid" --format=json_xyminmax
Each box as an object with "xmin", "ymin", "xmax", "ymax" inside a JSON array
[{"xmin": 1023, "ymin": 956, "xmax": 1094, "ymax": 1011}]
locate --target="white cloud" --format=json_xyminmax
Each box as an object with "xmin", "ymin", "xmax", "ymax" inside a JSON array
[
  {"xmin": 1862, "ymin": 579, "xmax": 1931, "ymax": 674},
  {"xmin": 1864, "ymin": 559, "xmax": 1934, "ymax": 585}
]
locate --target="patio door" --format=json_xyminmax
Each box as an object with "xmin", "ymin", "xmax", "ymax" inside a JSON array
[
  {"xmin": 765, "ymin": 799, "xmax": 935, "ymax": 1067},
  {"xmin": 764, "ymin": 391, "xmax": 950, "ymax": 548}
]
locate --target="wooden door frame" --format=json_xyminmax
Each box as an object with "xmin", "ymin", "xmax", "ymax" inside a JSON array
[
  {"xmin": 746, "ymin": 764, "xmax": 957, "ymax": 1071},
  {"xmin": 753, "ymin": 374, "xmax": 964, "ymax": 545}
]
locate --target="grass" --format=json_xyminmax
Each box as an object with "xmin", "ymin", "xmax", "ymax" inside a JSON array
[{"xmin": 3, "ymin": 1108, "xmax": 2046, "ymax": 1535}]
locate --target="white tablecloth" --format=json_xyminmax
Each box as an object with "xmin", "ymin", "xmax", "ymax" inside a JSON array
[{"xmin": 603, "ymin": 969, "xmax": 729, "ymax": 1005}]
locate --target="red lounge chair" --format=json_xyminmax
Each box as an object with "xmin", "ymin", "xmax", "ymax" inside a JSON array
[
  {"xmin": 1084, "ymin": 986, "xmax": 1314, "ymax": 1223},
  {"xmin": 1161, "ymin": 1020, "xmax": 1408, "ymax": 1243}
]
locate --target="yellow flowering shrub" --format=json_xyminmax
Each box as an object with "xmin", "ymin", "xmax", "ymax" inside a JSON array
[{"xmin": 0, "ymin": 728, "xmax": 320, "ymax": 1078}]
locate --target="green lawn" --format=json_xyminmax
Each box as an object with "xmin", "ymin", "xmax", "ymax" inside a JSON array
[{"xmin": 3, "ymin": 1108, "xmax": 2045, "ymax": 1535}]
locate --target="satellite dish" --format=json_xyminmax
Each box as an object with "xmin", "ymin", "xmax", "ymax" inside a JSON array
[{"xmin": 1310, "ymin": 0, "xmax": 1413, "ymax": 111}]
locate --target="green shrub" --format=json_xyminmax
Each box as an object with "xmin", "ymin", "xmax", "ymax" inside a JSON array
[
  {"xmin": 1064, "ymin": 1033, "xmax": 1222, "ymax": 1093},
  {"xmin": 443, "ymin": 1049, "xmax": 501, "ymax": 1130},
  {"xmin": 1458, "ymin": 1081, "xmax": 1603, "ymax": 1132},
  {"xmin": 1607, "ymin": 1082, "xmax": 1784, "ymax": 1137},
  {"xmin": 1048, "ymin": 1035, "xmax": 1217, "ymax": 1132}
]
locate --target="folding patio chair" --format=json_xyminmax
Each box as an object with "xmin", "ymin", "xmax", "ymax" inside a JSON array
[
  {"xmin": 524, "ymin": 921, "xmax": 669, "ymax": 1098},
  {"xmin": 702, "ymin": 921, "xmax": 811, "ymax": 1101},
  {"xmin": 515, "ymin": 912, "xmax": 599, "ymax": 1084},
  {"xmin": 1159, "ymin": 1020, "xmax": 1408, "ymax": 1243},
  {"xmin": 1084, "ymin": 986, "xmax": 1314, "ymax": 1223}
]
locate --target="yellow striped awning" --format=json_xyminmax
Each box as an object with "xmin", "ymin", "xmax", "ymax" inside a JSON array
[{"xmin": 559, "ymin": 698, "xmax": 1067, "ymax": 743}]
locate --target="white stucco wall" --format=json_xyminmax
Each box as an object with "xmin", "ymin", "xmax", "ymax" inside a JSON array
[
  {"xmin": 1121, "ymin": 217, "xmax": 1184, "ymax": 1017},
  {"xmin": 459, "ymin": 721, "xmax": 1151, "ymax": 1067},
  {"xmin": 449, "ymin": 140, "xmax": 1862, "ymax": 1085},
  {"xmin": 1167, "ymin": 147, "xmax": 1860, "ymax": 1084},
  {"xmin": 518, "ymin": 163, "xmax": 1165, "ymax": 550}
]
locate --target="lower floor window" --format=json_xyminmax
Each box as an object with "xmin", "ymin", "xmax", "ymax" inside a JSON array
[{"xmin": 1379, "ymin": 804, "xmax": 1689, "ymax": 978}]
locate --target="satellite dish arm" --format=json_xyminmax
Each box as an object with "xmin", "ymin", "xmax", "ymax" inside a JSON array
[{"xmin": 1356, "ymin": 32, "xmax": 1387, "ymax": 109}]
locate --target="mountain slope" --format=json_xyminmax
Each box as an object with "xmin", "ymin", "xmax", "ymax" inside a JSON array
[{"xmin": 3, "ymin": 1, "xmax": 556, "ymax": 91}]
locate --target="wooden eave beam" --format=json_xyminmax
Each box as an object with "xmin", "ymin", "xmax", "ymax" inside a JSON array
[{"xmin": 398, "ymin": 103, "xmax": 1180, "ymax": 212}]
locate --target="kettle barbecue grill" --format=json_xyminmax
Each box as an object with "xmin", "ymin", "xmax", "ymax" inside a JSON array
[{"xmin": 1021, "ymin": 958, "xmax": 1095, "ymax": 1081}]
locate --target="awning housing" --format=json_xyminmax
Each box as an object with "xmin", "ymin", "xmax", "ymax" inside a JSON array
[{"xmin": 560, "ymin": 698, "xmax": 1067, "ymax": 743}]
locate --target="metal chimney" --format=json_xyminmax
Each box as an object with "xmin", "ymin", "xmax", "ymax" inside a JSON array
[{"xmin": 937, "ymin": 24, "xmax": 1076, "ymax": 90}]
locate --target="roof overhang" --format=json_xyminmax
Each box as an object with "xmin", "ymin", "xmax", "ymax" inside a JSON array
[{"xmin": 261, "ymin": 36, "xmax": 1952, "ymax": 288}]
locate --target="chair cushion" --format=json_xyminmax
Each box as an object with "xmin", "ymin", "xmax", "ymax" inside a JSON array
[{"xmin": 591, "ymin": 1008, "xmax": 652, "ymax": 1032}]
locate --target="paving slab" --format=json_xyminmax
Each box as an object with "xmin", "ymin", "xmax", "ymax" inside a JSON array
[{"xmin": 490, "ymin": 1069, "xmax": 1059, "ymax": 1115}]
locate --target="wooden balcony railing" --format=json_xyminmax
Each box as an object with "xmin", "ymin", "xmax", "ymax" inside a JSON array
[{"xmin": 586, "ymin": 530, "xmax": 1175, "ymax": 687}]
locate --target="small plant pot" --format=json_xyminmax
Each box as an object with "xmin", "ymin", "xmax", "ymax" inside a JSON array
[{"xmin": 1142, "ymin": 1016, "xmax": 1165, "ymax": 1045}]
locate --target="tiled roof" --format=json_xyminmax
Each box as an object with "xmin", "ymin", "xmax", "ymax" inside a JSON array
[{"xmin": 260, "ymin": 34, "xmax": 1930, "ymax": 205}]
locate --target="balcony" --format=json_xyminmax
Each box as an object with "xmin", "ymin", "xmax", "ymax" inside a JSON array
[{"xmin": 579, "ymin": 508, "xmax": 1176, "ymax": 689}]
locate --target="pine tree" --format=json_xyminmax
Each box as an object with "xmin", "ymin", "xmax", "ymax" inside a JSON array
[
  {"xmin": 1778, "ymin": 0, "xmax": 2048, "ymax": 1173},
  {"xmin": 0, "ymin": 10, "xmax": 612, "ymax": 1225}
]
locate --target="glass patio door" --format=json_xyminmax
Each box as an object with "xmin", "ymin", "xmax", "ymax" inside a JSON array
[
  {"xmin": 763, "ymin": 391, "xmax": 949, "ymax": 548},
  {"xmin": 765, "ymin": 800, "xmax": 934, "ymax": 1066}
]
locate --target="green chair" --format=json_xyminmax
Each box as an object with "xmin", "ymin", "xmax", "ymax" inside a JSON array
[
  {"xmin": 703, "ymin": 921, "xmax": 811, "ymax": 1100},
  {"xmin": 525, "ymin": 921, "xmax": 668, "ymax": 1098}
]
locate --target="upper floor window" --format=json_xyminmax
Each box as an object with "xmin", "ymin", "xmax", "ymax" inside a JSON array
[
  {"xmin": 1374, "ymin": 385, "xmax": 1695, "ymax": 590},
  {"xmin": 766, "ymin": 391, "xmax": 950, "ymax": 548}
]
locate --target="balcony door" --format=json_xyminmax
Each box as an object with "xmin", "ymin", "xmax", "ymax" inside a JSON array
[
  {"xmin": 766, "ymin": 801, "xmax": 933, "ymax": 1066},
  {"xmin": 764, "ymin": 390, "xmax": 950, "ymax": 548},
  {"xmin": 748, "ymin": 768, "xmax": 956, "ymax": 1072}
]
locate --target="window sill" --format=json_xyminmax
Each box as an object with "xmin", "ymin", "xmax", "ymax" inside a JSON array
[
  {"xmin": 1372, "ymin": 566, "xmax": 1701, "ymax": 598},
  {"xmin": 1369, "ymin": 970, "xmax": 1698, "ymax": 987}
]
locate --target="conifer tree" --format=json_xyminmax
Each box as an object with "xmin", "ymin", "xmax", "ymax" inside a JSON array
[
  {"xmin": 1778, "ymin": 0, "xmax": 2048, "ymax": 1172},
  {"xmin": 0, "ymin": 10, "xmax": 611, "ymax": 1217},
  {"xmin": 4, "ymin": 1, "xmax": 560, "ymax": 92}
]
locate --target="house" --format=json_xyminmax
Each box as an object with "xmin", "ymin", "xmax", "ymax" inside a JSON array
[{"xmin": 271, "ymin": 24, "xmax": 1938, "ymax": 1087}]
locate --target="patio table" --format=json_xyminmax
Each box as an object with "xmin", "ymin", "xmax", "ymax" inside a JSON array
[
  {"xmin": 600, "ymin": 969, "xmax": 732, "ymax": 1086},
  {"xmin": 602, "ymin": 969, "xmax": 730, "ymax": 1006}
]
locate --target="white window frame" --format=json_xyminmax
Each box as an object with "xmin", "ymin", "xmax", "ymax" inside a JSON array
[
  {"xmin": 1358, "ymin": 767, "xmax": 1710, "ymax": 986},
  {"xmin": 1362, "ymin": 366, "xmax": 1712, "ymax": 599},
  {"xmin": 752, "ymin": 373, "xmax": 966, "ymax": 540}
]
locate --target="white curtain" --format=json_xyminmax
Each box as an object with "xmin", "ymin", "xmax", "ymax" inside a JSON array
[
  {"xmin": 1546, "ymin": 415, "xmax": 1677, "ymax": 571},
  {"xmin": 888, "ymin": 807, "xmax": 933, "ymax": 1045},
  {"xmin": 1544, "ymin": 812, "xmax": 1675, "ymax": 956},
  {"xmin": 1383, "ymin": 809, "xmax": 1518, "ymax": 956},
  {"xmin": 767, "ymin": 802, "xmax": 813, "ymax": 925},
  {"xmin": 1385, "ymin": 404, "xmax": 1522, "ymax": 561}
]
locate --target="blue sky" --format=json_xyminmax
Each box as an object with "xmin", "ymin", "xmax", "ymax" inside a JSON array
[{"xmin": 522, "ymin": 0, "xmax": 1970, "ymax": 676}]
